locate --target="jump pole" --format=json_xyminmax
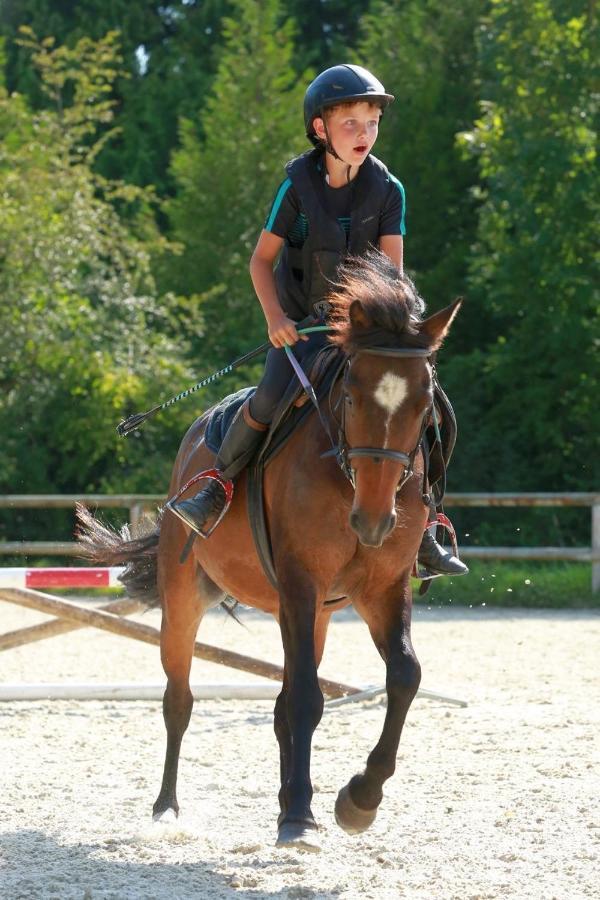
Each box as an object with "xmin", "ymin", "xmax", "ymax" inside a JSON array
[
  {"xmin": 0, "ymin": 683, "xmax": 282, "ymax": 702},
  {"xmin": 0, "ymin": 586, "xmax": 359, "ymax": 700},
  {"xmin": 0, "ymin": 568, "xmax": 138, "ymax": 652},
  {"xmin": 0, "ymin": 595, "xmax": 143, "ymax": 652},
  {"xmin": 0, "ymin": 567, "xmax": 124, "ymax": 589},
  {"xmin": 325, "ymin": 684, "xmax": 467, "ymax": 709},
  {"xmin": 0, "ymin": 581, "xmax": 467, "ymax": 707}
]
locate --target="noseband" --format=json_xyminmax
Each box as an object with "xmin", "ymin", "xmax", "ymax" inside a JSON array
[{"xmin": 324, "ymin": 346, "xmax": 433, "ymax": 493}]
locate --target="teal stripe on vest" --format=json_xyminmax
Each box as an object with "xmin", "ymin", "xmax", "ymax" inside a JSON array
[
  {"xmin": 388, "ymin": 174, "xmax": 406, "ymax": 236},
  {"xmin": 265, "ymin": 178, "xmax": 292, "ymax": 232}
]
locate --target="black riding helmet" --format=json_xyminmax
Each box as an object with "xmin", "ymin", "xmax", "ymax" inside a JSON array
[{"xmin": 304, "ymin": 64, "xmax": 394, "ymax": 147}]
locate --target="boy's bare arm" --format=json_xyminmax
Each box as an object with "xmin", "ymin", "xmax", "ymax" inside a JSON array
[
  {"xmin": 379, "ymin": 234, "xmax": 404, "ymax": 275},
  {"xmin": 250, "ymin": 230, "xmax": 308, "ymax": 347}
]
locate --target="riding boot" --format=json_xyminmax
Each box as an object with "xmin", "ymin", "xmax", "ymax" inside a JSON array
[
  {"xmin": 418, "ymin": 528, "xmax": 469, "ymax": 577},
  {"xmin": 169, "ymin": 398, "xmax": 267, "ymax": 534}
]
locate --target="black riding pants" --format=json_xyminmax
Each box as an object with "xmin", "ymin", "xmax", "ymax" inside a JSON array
[{"xmin": 249, "ymin": 331, "xmax": 328, "ymax": 425}]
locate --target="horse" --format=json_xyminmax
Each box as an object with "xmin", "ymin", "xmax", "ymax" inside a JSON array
[{"xmin": 78, "ymin": 251, "xmax": 461, "ymax": 852}]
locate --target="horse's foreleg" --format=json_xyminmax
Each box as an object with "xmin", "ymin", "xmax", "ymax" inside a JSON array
[
  {"xmin": 273, "ymin": 674, "xmax": 290, "ymax": 825},
  {"xmin": 275, "ymin": 574, "xmax": 324, "ymax": 851},
  {"xmin": 335, "ymin": 581, "xmax": 421, "ymax": 834},
  {"xmin": 274, "ymin": 612, "xmax": 331, "ymax": 829}
]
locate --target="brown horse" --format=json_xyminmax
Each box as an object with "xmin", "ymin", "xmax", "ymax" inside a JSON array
[{"xmin": 79, "ymin": 252, "xmax": 460, "ymax": 852}]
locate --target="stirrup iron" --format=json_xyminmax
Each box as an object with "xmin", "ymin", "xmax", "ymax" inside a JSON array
[
  {"xmin": 166, "ymin": 468, "xmax": 234, "ymax": 539},
  {"xmin": 413, "ymin": 512, "xmax": 462, "ymax": 581}
]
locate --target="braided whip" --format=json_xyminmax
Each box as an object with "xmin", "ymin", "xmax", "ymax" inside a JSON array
[
  {"xmin": 116, "ymin": 326, "xmax": 331, "ymax": 437},
  {"xmin": 116, "ymin": 341, "xmax": 271, "ymax": 436}
]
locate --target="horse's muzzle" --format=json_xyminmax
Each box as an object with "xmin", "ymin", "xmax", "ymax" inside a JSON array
[{"xmin": 349, "ymin": 508, "xmax": 397, "ymax": 547}]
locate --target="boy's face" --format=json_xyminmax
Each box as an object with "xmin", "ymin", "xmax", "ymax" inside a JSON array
[{"xmin": 313, "ymin": 102, "xmax": 382, "ymax": 164}]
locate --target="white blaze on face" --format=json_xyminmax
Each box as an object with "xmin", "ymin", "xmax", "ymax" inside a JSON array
[{"xmin": 374, "ymin": 372, "xmax": 408, "ymax": 416}]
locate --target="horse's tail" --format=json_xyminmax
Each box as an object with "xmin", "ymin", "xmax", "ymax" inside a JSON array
[{"xmin": 75, "ymin": 502, "xmax": 162, "ymax": 607}]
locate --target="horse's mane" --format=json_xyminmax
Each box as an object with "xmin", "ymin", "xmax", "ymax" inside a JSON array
[{"xmin": 327, "ymin": 250, "xmax": 429, "ymax": 353}]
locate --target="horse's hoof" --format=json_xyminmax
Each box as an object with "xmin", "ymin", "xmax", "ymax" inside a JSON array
[
  {"xmin": 152, "ymin": 806, "xmax": 178, "ymax": 823},
  {"xmin": 276, "ymin": 820, "xmax": 321, "ymax": 853},
  {"xmin": 334, "ymin": 784, "xmax": 377, "ymax": 835}
]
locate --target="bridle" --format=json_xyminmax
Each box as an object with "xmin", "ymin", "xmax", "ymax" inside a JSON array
[{"xmin": 322, "ymin": 346, "xmax": 434, "ymax": 493}]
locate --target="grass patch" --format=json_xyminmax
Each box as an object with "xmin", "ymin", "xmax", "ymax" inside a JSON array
[{"xmin": 414, "ymin": 561, "xmax": 597, "ymax": 609}]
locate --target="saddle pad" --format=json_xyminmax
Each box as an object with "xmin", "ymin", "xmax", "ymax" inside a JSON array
[{"xmin": 204, "ymin": 386, "xmax": 255, "ymax": 454}]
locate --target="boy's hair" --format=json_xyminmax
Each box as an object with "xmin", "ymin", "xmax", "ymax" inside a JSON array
[{"xmin": 321, "ymin": 100, "xmax": 385, "ymax": 122}]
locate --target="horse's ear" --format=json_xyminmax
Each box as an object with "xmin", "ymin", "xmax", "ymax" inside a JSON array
[
  {"xmin": 349, "ymin": 300, "xmax": 371, "ymax": 330},
  {"xmin": 417, "ymin": 298, "xmax": 462, "ymax": 350}
]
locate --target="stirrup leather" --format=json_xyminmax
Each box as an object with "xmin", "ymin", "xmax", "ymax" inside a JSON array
[
  {"xmin": 165, "ymin": 468, "xmax": 234, "ymax": 539},
  {"xmin": 412, "ymin": 512, "xmax": 461, "ymax": 581}
]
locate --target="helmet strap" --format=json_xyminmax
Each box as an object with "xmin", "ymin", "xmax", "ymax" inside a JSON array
[
  {"xmin": 322, "ymin": 119, "xmax": 353, "ymax": 184},
  {"xmin": 322, "ymin": 118, "xmax": 342, "ymax": 162}
]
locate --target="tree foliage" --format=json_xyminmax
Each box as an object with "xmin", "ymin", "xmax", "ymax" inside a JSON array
[
  {"xmin": 0, "ymin": 1, "xmax": 232, "ymax": 192},
  {"xmin": 358, "ymin": 0, "xmax": 482, "ymax": 337},
  {"xmin": 449, "ymin": 0, "xmax": 598, "ymax": 493},
  {"xmin": 163, "ymin": 0, "xmax": 308, "ymax": 367},
  {"xmin": 0, "ymin": 29, "xmax": 192, "ymax": 504}
]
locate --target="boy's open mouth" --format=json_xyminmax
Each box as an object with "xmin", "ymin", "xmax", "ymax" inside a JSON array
[{"xmin": 354, "ymin": 145, "xmax": 368, "ymax": 153}]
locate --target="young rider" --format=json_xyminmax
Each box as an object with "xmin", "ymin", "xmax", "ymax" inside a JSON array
[{"xmin": 169, "ymin": 64, "xmax": 467, "ymax": 578}]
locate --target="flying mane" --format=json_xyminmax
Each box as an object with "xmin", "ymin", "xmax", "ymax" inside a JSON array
[{"xmin": 327, "ymin": 250, "xmax": 429, "ymax": 353}]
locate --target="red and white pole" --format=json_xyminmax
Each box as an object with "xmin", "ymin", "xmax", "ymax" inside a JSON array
[{"xmin": 0, "ymin": 568, "xmax": 124, "ymax": 589}]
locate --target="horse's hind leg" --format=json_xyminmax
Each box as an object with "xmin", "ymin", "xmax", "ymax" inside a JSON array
[
  {"xmin": 334, "ymin": 579, "xmax": 421, "ymax": 834},
  {"xmin": 153, "ymin": 543, "xmax": 224, "ymax": 821}
]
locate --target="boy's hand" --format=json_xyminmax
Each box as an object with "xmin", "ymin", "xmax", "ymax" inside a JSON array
[{"xmin": 267, "ymin": 313, "xmax": 309, "ymax": 348}]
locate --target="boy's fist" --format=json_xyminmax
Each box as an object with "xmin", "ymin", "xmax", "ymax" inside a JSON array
[{"xmin": 267, "ymin": 313, "xmax": 309, "ymax": 348}]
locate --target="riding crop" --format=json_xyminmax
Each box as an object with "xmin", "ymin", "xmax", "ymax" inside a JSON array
[
  {"xmin": 116, "ymin": 340, "xmax": 271, "ymax": 436},
  {"xmin": 116, "ymin": 325, "xmax": 333, "ymax": 437}
]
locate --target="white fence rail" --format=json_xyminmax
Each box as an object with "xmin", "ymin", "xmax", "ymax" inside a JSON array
[{"xmin": 0, "ymin": 492, "xmax": 598, "ymax": 592}]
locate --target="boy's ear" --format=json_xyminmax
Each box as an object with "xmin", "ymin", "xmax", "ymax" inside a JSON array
[{"xmin": 313, "ymin": 116, "xmax": 325, "ymax": 141}]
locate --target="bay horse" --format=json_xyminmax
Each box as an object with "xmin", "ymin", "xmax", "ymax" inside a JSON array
[{"xmin": 78, "ymin": 252, "xmax": 460, "ymax": 852}]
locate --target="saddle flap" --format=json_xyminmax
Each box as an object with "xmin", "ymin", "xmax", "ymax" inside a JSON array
[{"xmin": 204, "ymin": 386, "xmax": 256, "ymax": 455}]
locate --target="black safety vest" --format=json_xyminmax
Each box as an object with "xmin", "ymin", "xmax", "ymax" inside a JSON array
[{"xmin": 275, "ymin": 149, "xmax": 394, "ymax": 320}]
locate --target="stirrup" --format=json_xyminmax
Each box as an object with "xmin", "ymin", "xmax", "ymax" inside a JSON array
[
  {"xmin": 165, "ymin": 468, "xmax": 234, "ymax": 539},
  {"xmin": 412, "ymin": 512, "xmax": 461, "ymax": 581}
]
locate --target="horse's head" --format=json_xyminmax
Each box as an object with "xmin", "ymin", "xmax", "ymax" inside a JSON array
[{"xmin": 328, "ymin": 252, "xmax": 461, "ymax": 548}]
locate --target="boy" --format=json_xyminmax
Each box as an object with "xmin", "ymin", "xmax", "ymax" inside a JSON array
[{"xmin": 170, "ymin": 64, "xmax": 467, "ymax": 577}]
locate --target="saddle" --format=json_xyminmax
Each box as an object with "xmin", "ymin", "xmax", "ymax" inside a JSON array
[{"xmin": 205, "ymin": 343, "xmax": 342, "ymax": 462}]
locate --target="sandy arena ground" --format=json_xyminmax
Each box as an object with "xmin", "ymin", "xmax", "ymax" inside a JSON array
[{"xmin": 0, "ymin": 597, "xmax": 598, "ymax": 900}]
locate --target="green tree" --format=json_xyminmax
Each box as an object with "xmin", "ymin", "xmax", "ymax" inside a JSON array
[
  {"xmin": 450, "ymin": 0, "xmax": 598, "ymax": 496},
  {"xmin": 0, "ymin": 29, "xmax": 193, "ymax": 515},
  {"xmin": 0, "ymin": 1, "xmax": 232, "ymax": 192},
  {"xmin": 163, "ymin": 0, "xmax": 308, "ymax": 368},
  {"xmin": 285, "ymin": 0, "xmax": 370, "ymax": 72},
  {"xmin": 358, "ymin": 0, "xmax": 483, "ymax": 340}
]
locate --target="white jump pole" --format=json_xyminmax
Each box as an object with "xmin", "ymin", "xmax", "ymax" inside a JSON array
[
  {"xmin": 0, "ymin": 683, "xmax": 282, "ymax": 702},
  {"xmin": 326, "ymin": 685, "xmax": 467, "ymax": 709},
  {"xmin": 0, "ymin": 683, "xmax": 467, "ymax": 705}
]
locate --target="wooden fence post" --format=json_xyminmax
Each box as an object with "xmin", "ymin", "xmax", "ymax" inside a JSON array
[
  {"xmin": 592, "ymin": 501, "xmax": 600, "ymax": 594},
  {"xmin": 129, "ymin": 502, "xmax": 143, "ymax": 530}
]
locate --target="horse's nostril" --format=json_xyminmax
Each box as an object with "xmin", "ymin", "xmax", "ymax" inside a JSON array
[
  {"xmin": 389, "ymin": 511, "xmax": 397, "ymax": 531},
  {"xmin": 350, "ymin": 511, "xmax": 361, "ymax": 532}
]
